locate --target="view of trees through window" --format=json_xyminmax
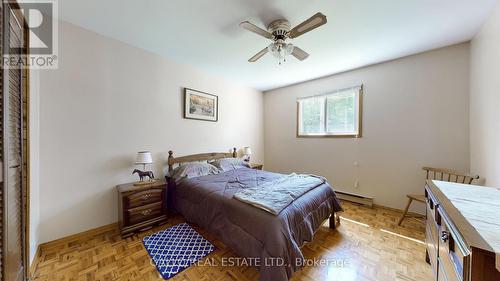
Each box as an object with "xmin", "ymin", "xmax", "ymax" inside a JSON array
[
  {"xmin": 298, "ymin": 88, "xmax": 359, "ymax": 136},
  {"xmin": 327, "ymin": 93, "xmax": 355, "ymax": 133},
  {"xmin": 300, "ymin": 97, "xmax": 324, "ymax": 134}
]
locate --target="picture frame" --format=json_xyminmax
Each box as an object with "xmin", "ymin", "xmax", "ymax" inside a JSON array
[{"xmin": 183, "ymin": 88, "xmax": 218, "ymax": 122}]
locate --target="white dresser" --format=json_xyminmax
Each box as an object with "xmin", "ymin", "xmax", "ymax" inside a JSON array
[{"xmin": 425, "ymin": 180, "xmax": 500, "ymax": 281}]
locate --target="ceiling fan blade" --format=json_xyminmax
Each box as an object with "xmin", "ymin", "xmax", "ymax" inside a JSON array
[
  {"xmin": 291, "ymin": 46, "xmax": 309, "ymax": 61},
  {"xmin": 240, "ymin": 21, "xmax": 274, "ymax": 39},
  {"xmin": 249, "ymin": 47, "xmax": 269, "ymax": 62},
  {"xmin": 289, "ymin": 12, "xmax": 327, "ymax": 39}
]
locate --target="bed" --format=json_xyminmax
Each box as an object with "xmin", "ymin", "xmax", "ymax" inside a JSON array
[{"xmin": 166, "ymin": 149, "xmax": 343, "ymax": 281}]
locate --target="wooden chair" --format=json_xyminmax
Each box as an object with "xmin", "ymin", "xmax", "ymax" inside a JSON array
[{"xmin": 397, "ymin": 167, "xmax": 479, "ymax": 226}]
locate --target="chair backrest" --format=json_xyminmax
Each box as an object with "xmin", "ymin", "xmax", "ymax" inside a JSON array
[{"xmin": 423, "ymin": 166, "xmax": 479, "ymax": 185}]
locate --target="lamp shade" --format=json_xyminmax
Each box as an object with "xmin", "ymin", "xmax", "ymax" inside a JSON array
[
  {"xmin": 243, "ymin": 147, "xmax": 252, "ymax": 155},
  {"xmin": 136, "ymin": 151, "xmax": 153, "ymax": 164}
]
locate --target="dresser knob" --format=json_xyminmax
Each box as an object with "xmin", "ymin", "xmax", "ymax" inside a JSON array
[
  {"xmin": 441, "ymin": 231, "xmax": 449, "ymax": 242},
  {"xmin": 142, "ymin": 194, "xmax": 151, "ymax": 200},
  {"xmin": 141, "ymin": 209, "xmax": 152, "ymax": 216}
]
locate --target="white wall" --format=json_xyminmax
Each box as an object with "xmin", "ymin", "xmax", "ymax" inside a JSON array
[
  {"xmin": 28, "ymin": 13, "xmax": 42, "ymax": 264},
  {"xmin": 470, "ymin": 2, "xmax": 500, "ymax": 188},
  {"xmin": 38, "ymin": 21, "xmax": 264, "ymax": 243},
  {"xmin": 29, "ymin": 68, "xmax": 40, "ymax": 264},
  {"xmin": 264, "ymin": 44, "xmax": 470, "ymax": 212}
]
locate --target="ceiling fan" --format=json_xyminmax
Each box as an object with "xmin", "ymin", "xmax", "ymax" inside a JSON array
[{"xmin": 240, "ymin": 12, "xmax": 327, "ymax": 64}]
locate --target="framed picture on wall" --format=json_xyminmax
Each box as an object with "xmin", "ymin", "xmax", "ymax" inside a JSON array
[{"xmin": 184, "ymin": 88, "xmax": 219, "ymax": 122}]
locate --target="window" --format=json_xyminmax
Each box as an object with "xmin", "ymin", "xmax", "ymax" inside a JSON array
[{"xmin": 297, "ymin": 86, "xmax": 362, "ymax": 137}]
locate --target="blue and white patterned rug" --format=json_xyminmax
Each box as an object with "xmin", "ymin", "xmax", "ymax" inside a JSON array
[{"xmin": 143, "ymin": 223, "xmax": 215, "ymax": 279}]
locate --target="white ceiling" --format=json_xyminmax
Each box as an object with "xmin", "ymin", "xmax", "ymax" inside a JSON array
[{"xmin": 58, "ymin": 0, "xmax": 497, "ymax": 91}]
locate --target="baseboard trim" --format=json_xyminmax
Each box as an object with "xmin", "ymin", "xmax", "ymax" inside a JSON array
[
  {"xmin": 30, "ymin": 223, "xmax": 119, "ymax": 278},
  {"xmin": 336, "ymin": 191, "xmax": 424, "ymax": 218},
  {"xmin": 336, "ymin": 191, "xmax": 374, "ymax": 207},
  {"xmin": 39, "ymin": 222, "xmax": 119, "ymax": 249},
  {"xmin": 30, "ymin": 245, "xmax": 41, "ymax": 279}
]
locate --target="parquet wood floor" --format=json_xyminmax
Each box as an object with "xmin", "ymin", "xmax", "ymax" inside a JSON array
[{"xmin": 31, "ymin": 202, "xmax": 433, "ymax": 281}]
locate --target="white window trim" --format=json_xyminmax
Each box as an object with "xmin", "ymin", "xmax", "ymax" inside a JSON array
[{"xmin": 297, "ymin": 85, "xmax": 363, "ymax": 138}]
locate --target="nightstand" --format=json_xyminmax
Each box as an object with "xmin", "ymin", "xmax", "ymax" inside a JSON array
[
  {"xmin": 249, "ymin": 163, "xmax": 264, "ymax": 170},
  {"xmin": 117, "ymin": 179, "xmax": 168, "ymax": 237}
]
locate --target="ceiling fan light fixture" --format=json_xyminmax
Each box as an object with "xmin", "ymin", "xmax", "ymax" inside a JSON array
[
  {"xmin": 241, "ymin": 12, "xmax": 326, "ymax": 64},
  {"xmin": 268, "ymin": 43, "xmax": 294, "ymax": 65}
]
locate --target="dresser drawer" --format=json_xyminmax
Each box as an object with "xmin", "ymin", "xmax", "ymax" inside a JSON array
[
  {"xmin": 426, "ymin": 187, "xmax": 440, "ymax": 224},
  {"xmin": 438, "ymin": 207, "xmax": 471, "ymax": 281},
  {"xmin": 126, "ymin": 202, "xmax": 163, "ymax": 225},
  {"xmin": 438, "ymin": 257, "xmax": 457, "ymax": 281},
  {"xmin": 426, "ymin": 191, "xmax": 440, "ymax": 245},
  {"xmin": 426, "ymin": 225, "xmax": 438, "ymax": 275},
  {"xmin": 125, "ymin": 189, "xmax": 163, "ymax": 208},
  {"xmin": 426, "ymin": 210, "xmax": 439, "ymax": 246}
]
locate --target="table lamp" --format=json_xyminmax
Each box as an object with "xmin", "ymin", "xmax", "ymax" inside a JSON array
[
  {"xmin": 133, "ymin": 151, "xmax": 156, "ymax": 185},
  {"xmin": 243, "ymin": 147, "xmax": 252, "ymax": 162},
  {"xmin": 136, "ymin": 151, "xmax": 153, "ymax": 170}
]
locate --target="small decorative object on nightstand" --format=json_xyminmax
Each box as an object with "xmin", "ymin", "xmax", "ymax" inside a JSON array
[
  {"xmin": 133, "ymin": 151, "xmax": 156, "ymax": 186},
  {"xmin": 117, "ymin": 179, "xmax": 168, "ymax": 237},
  {"xmin": 249, "ymin": 163, "xmax": 263, "ymax": 170},
  {"xmin": 243, "ymin": 146, "xmax": 252, "ymax": 162}
]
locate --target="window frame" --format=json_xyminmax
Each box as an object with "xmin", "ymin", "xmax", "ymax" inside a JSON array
[{"xmin": 296, "ymin": 85, "xmax": 363, "ymax": 138}]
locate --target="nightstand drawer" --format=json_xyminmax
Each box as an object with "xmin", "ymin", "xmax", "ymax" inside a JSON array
[
  {"xmin": 117, "ymin": 179, "xmax": 168, "ymax": 237},
  {"xmin": 126, "ymin": 189, "xmax": 163, "ymax": 208},
  {"xmin": 126, "ymin": 202, "xmax": 163, "ymax": 225}
]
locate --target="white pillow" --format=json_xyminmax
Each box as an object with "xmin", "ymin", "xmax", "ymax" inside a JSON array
[
  {"xmin": 211, "ymin": 158, "xmax": 250, "ymax": 172},
  {"xmin": 169, "ymin": 162, "xmax": 220, "ymax": 182}
]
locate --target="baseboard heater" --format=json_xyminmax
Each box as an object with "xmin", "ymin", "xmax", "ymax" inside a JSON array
[{"xmin": 335, "ymin": 191, "xmax": 373, "ymax": 208}]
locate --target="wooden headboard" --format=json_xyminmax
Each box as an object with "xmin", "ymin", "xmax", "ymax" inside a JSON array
[{"xmin": 168, "ymin": 148, "xmax": 237, "ymax": 172}]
